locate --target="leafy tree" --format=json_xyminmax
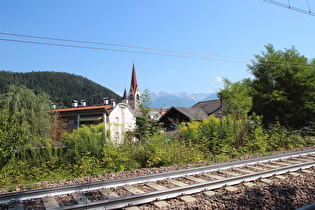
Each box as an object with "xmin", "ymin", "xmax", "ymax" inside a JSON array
[
  {"xmin": 0, "ymin": 108, "xmax": 27, "ymax": 169},
  {"xmin": 219, "ymin": 78, "xmax": 253, "ymax": 120},
  {"xmin": 136, "ymin": 89, "xmax": 160, "ymax": 140},
  {"xmin": 0, "ymin": 85, "xmax": 53, "ymax": 169},
  {"xmin": 248, "ymin": 44, "xmax": 315, "ymax": 128},
  {"xmin": 51, "ymin": 113, "xmax": 68, "ymax": 142}
]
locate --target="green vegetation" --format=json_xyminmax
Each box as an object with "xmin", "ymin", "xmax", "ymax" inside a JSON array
[
  {"xmin": 0, "ymin": 85, "xmax": 53, "ymax": 169},
  {"xmin": 0, "ymin": 44, "xmax": 315, "ymax": 190},
  {"xmin": 0, "ymin": 71, "xmax": 120, "ymax": 107},
  {"xmin": 135, "ymin": 89, "xmax": 161, "ymax": 140},
  {"xmin": 248, "ymin": 44, "xmax": 315, "ymax": 128}
]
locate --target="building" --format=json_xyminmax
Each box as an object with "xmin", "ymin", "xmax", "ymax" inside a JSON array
[
  {"xmin": 53, "ymin": 98, "xmax": 136, "ymax": 144},
  {"xmin": 52, "ymin": 64, "xmax": 141, "ymax": 144},
  {"xmin": 159, "ymin": 99, "xmax": 224, "ymax": 131},
  {"xmin": 122, "ymin": 63, "xmax": 141, "ymax": 112}
]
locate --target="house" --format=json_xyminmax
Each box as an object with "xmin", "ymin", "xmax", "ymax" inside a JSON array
[
  {"xmin": 52, "ymin": 64, "xmax": 141, "ymax": 144},
  {"xmin": 53, "ymin": 98, "xmax": 136, "ymax": 144},
  {"xmin": 159, "ymin": 99, "xmax": 224, "ymax": 131},
  {"xmin": 149, "ymin": 108, "xmax": 168, "ymax": 120}
]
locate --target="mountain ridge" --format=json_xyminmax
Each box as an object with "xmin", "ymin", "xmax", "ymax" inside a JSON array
[
  {"xmin": 0, "ymin": 71, "xmax": 120, "ymax": 108},
  {"xmin": 150, "ymin": 91, "xmax": 218, "ymax": 108}
]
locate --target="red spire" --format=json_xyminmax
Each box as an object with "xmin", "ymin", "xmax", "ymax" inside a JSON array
[{"xmin": 130, "ymin": 63, "xmax": 138, "ymax": 94}]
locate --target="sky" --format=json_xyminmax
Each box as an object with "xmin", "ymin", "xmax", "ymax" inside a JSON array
[{"xmin": 1, "ymin": 0, "xmax": 315, "ymax": 96}]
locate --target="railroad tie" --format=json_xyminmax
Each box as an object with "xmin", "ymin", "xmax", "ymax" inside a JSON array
[
  {"xmin": 301, "ymin": 169, "xmax": 313, "ymax": 174},
  {"xmin": 219, "ymin": 171, "xmax": 240, "ymax": 177},
  {"xmin": 225, "ymin": 186, "xmax": 238, "ymax": 192},
  {"xmin": 72, "ymin": 193, "xmax": 91, "ymax": 205},
  {"xmin": 42, "ymin": 197, "xmax": 59, "ymax": 209},
  {"xmin": 145, "ymin": 182, "xmax": 167, "ymax": 190},
  {"xmin": 272, "ymin": 162, "xmax": 291, "ymax": 166},
  {"xmin": 124, "ymin": 185, "xmax": 145, "ymax": 194},
  {"xmin": 167, "ymin": 179, "xmax": 188, "ymax": 187},
  {"xmin": 180, "ymin": 195, "xmax": 197, "ymax": 203},
  {"xmin": 154, "ymin": 201, "xmax": 169, "ymax": 208},
  {"xmin": 264, "ymin": 164, "xmax": 280, "ymax": 168},
  {"xmin": 99, "ymin": 188, "xmax": 119, "ymax": 198},
  {"xmin": 185, "ymin": 176, "xmax": 207, "ymax": 183},
  {"xmin": 259, "ymin": 178, "xmax": 273, "ymax": 184},
  {"xmin": 289, "ymin": 172, "xmax": 301, "ymax": 176},
  {"xmin": 246, "ymin": 166, "xmax": 264, "ymax": 171},
  {"xmin": 299, "ymin": 156, "xmax": 315, "ymax": 161},
  {"xmin": 203, "ymin": 191, "xmax": 216, "ymax": 197},
  {"xmin": 243, "ymin": 182, "xmax": 256, "ymax": 187},
  {"xmin": 232, "ymin": 168, "xmax": 254, "ymax": 174},
  {"xmin": 202, "ymin": 173, "xmax": 224, "ymax": 180},
  {"xmin": 275, "ymin": 175, "xmax": 287, "ymax": 180}
]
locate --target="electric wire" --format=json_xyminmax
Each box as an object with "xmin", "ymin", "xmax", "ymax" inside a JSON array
[
  {"xmin": 0, "ymin": 32, "xmax": 250, "ymax": 61},
  {"xmin": 263, "ymin": 0, "xmax": 315, "ymax": 16},
  {"xmin": 0, "ymin": 33, "xmax": 314, "ymax": 69},
  {"xmin": 0, "ymin": 38, "xmax": 249, "ymax": 63}
]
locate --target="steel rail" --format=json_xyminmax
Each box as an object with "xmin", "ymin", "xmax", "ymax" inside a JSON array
[
  {"xmin": 59, "ymin": 161, "xmax": 315, "ymax": 210},
  {"xmin": 1, "ymin": 148, "xmax": 315, "ymax": 205}
]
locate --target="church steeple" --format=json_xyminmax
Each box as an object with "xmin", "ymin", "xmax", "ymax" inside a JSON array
[
  {"xmin": 128, "ymin": 63, "xmax": 141, "ymax": 110},
  {"xmin": 121, "ymin": 88, "xmax": 128, "ymax": 104},
  {"xmin": 130, "ymin": 63, "xmax": 138, "ymax": 95}
]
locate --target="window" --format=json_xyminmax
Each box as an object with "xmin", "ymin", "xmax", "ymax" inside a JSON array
[
  {"xmin": 115, "ymin": 117, "xmax": 119, "ymax": 124},
  {"xmin": 115, "ymin": 132, "xmax": 119, "ymax": 139},
  {"xmin": 69, "ymin": 120, "xmax": 76, "ymax": 125}
]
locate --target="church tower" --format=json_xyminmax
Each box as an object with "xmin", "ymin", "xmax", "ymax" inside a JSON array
[{"xmin": 122, "ymin": 63, "xmax": 141, "ymax": 111}]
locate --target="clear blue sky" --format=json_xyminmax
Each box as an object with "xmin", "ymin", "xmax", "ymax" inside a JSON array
[{"xmin": 1, "ymin": 0, "xmax": 314, "ymax": 96}]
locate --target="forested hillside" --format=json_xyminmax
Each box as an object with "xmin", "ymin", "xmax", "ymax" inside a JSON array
[{"xmin": 0, "ymin": 71, "xmax": 121, "ymax": 107}]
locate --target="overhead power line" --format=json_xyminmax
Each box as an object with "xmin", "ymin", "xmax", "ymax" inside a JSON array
[
  {"xmin": 263, "ymin": 0, "xmax": 315, "ymax": 17},
  {"xmin": 0, "ymin": 32, "xmax": 313, "ymax": 69},
  {"xmin": 0, "ymin": 32, "xmax": 250, "ymax": 61},
  {"xmin": 0, "ymin": 38, "xmax": 249, "ymax": 63}
]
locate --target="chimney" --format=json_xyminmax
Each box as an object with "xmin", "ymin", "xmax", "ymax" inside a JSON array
[
  {"xmin": 80, "ymin": 99, "xmax": 86, "ymax": 107},
  {"xmin": 110, "ymin": 99, "xmax": 116, "ymax": 108},
  {"xmin": 51, "ymin": 103, "xmax": 56, "ymax": 109},
  {"xmin": 103, "ymin": 97, "xmax": 109, "ymax": 105},
  {"xmin": 72, "ymin": 100, "xmax": 78, "ymax": 107}
]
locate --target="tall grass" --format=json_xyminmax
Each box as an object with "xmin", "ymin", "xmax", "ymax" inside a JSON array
[{"xmin": 0, "ymin": 115, "xmax": 314, "ymax": 188}]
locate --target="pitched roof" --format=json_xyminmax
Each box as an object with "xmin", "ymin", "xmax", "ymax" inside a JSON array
[
  {"xmin": 159, "ymin": 99, "xmax": 224, "ymax": 124},
  {"xmin": 172, "ymin": 107, "xmax": 209, "ymax": 120},
  {"xmin": 192, "ymin": 100, "xmax": 223, "ymax": 116},
  {"xmin": 130, "ymin": 63, "xmax": 138, "ymax": 94}
]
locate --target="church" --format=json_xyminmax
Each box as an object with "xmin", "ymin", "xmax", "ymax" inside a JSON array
[
  {"xmin": 122, "ymin": 63, "xmax": 141, "ymax": 112},
  {"xmin": 53, "ymin": 64, "xmax": 141, "ymax": 144}
]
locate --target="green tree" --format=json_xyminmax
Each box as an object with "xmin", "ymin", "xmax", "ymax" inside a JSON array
[
  {"xmin": 219, "ymin": 78, "xmax": 253, "ymax": 120},
  {"xmin": 0, "ymin": 85, "xmax": 53, "ymax": 168},
  {"xmin": 248, "ymin": 44, "xmax": 315, "ymax": 128},
  {"xmin": 135, "ymin": 89, "xmax": 160, "ymax": 140},
  {"xmin": 0, "ymin": 108, "xmax": 27, "ymax": 169}
]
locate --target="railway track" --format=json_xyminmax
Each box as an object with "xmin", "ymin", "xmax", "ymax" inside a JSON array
[{"xmin": 1, "ymin": 148, "xmax": 315, "ymax": 209}]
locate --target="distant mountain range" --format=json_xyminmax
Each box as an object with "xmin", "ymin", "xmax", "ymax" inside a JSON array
[{"xmin": 151, "ymin": 91, "xmax": 218, "ymax": 108}]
